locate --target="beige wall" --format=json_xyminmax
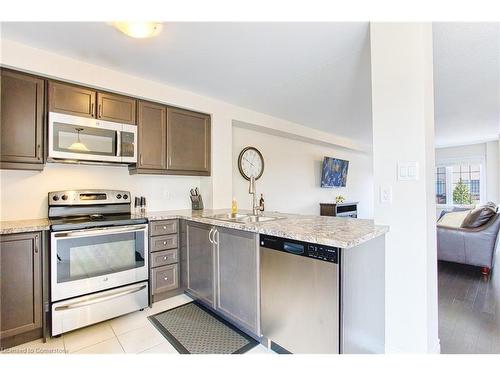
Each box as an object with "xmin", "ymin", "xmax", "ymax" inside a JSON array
[{"xmin": 232, "ymin": 124, "xmax": 374, "ymax": 218}]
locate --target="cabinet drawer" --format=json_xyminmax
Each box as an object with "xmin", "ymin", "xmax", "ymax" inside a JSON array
[
  {"xmin": 151, "ymin": 234, "xmax": 178, "ymax": 252},
  {"xmin": 151, "ymin": 249, "xmax": 178, "ymax": 267},
  {"xmin": 150, "ymin": 220, "xmax": 178, "ymax": 236},
  {"xmin": 151, "ymin": 264, "xmax": 179, "ymax": 295}
]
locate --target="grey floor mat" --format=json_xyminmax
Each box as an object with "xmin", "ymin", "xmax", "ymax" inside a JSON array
[{"xmin": 148, "ymin": 301, "xmax": 258, "ymax": 354}]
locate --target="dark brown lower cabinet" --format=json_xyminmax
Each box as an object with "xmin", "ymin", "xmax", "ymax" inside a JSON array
[
  {"xmin": 149, "ymin": 220, "xmax": 182, "ymax": 303},
  {"xmin": 0, "ymin": 232, "xmax": 43, "ymax": 349}
]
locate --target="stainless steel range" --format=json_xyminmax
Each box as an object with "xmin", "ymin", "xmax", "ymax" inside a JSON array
[{"xmin": 49, "ymin": 189, "xmax": 149, "ymax": 336}]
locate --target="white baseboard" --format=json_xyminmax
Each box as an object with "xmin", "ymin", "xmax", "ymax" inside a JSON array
[{"xmin": 385, "ymin": 338, "xmax": 441, "ymax": 354}]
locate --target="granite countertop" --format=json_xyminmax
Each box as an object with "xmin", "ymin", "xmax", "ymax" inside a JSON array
[
  {"xmin": 0, "ymin": 218, "xmax": 51, "ymax": 234},
  {"xmin": 142, "ymin": 209, "xmax": 389, "ymax": 249},
  {"xmin": 0, "ymin": 209, "xmax": 389, "ymax": 249}
]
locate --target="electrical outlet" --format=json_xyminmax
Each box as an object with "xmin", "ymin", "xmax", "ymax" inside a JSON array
[{"xmin": 380, "ymin": 185, "xmax": 393, "ymax": 204}]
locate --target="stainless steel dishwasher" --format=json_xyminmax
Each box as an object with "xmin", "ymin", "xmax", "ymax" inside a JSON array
[{"xmin": 260, "ymin": 234, "xmax": 339, "ymax": 354}]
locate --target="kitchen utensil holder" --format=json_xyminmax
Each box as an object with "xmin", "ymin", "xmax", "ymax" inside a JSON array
[{"xmin": 191, "ymin": 195, "xmax": 204, "ymax": 210}]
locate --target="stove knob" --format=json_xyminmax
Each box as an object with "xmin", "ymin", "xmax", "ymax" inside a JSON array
[
  {"xmin": 123, "ymin": 194, "xmax": 128, "ymax": 200},
  {"xmin": 52, "ymin": 195, "xmax": 59, "ymax": 201},
  {"xmin": 116, "ymin": 194, "xmax": 122, "ymax": 199},
  {"xmin": 61, "ymin": 195, "xmax": 68, "ymax": 201}
]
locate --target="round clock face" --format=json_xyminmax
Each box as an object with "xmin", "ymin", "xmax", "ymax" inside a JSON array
[{"xmin": 238, "ymin": 147, "xmax": 264, "ymax": 180}]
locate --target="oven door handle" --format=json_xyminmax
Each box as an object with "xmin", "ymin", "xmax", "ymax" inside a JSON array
[
  {"xmin": 54, "ymin": 284, "xmax": 147, "ymax": 311},
  {"xmin": 53, "ymin": 224, "xmax": 148, "ymax": 238}
]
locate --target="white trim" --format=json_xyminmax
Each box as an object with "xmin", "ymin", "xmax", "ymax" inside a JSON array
[{"xmin": 435, "ymin": 137, "xmax": 500, "ymax": 149}]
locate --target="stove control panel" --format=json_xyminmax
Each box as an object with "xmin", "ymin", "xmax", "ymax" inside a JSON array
[{"xmin": 48, "ymin": 189, "xmax": 132, "ymax": 206}]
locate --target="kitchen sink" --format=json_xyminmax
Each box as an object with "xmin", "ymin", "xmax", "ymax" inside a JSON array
[{"xmin": 202, "ymin": 213, "xmax": 284, "ymax": 223}]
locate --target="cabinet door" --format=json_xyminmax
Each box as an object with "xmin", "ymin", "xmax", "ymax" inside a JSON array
[
  {"xmin": 137, "ymin": 101, "xmax": 166, "ymax": 169},
  {"xmin": 97, "ymin": 92, "xmax": 136, "ymax": 125},
  {"xmin": 186, "ymin": 222, "xmax": 214, "ymax": 307},
  {"xmin": 0, "ymin": 232, "xmax": 42, "ymax": 340},
  {"xmin": 48, "ymin": 81, "xmax": 96, "ymax": 118},
  {"xmin": 166, "ymin": 107, "xmax": 210, "ymax": 175},
  {"xmin": 1, "ymin": 70, "xmax": 44, "ymax": 166},
  {"xmin": 215, "ymin": 227, "xmax": 259, "ymax": 335}
]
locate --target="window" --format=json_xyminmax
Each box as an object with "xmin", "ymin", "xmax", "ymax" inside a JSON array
[
  {"xmin": 451, "ymin": 163, "xmax": 481, "ymax": 204},
  {"xmin": 436, "ymin": 167, "xmax": 447, "ymax": 204},
  {"xmin": 435, "ymin": 162, "xmax": 483, "ymax": 206}
]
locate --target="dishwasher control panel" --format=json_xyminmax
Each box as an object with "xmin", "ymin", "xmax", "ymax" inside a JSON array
[{"xmin": 260, "ymin": 234, "xmax": 338, "ymax": 264}]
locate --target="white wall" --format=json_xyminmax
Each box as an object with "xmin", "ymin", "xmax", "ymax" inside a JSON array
[
  {"xmin": 232, "ymin": 125, "xmax": 374, "ymax": 218},
  {"xmin": 370, "ymin": 23, "xmax": 438, "ymax": 353},
  {"xmin": 0, "ymin": 164, "xmax": 202, "ymax": 220},
  {"xmin": 486, "ymin": 140, "xmax": 499, "ymax": 204},
  {"xmin": 0, "ymin": 39, "xmax": 367, "ymax": 220},
  {"xmin": 435, "ymin": 142, "xmax": 486, "ymax": 162}
]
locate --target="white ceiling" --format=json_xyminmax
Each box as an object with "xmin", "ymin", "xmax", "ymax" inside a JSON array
[
  {"xmin": 0, "ymin": 22, "xmax": 373, "ymax": 148},
  {"xmin": 433, "ymin": 23, "xmax": 500, "ymax": 147}
]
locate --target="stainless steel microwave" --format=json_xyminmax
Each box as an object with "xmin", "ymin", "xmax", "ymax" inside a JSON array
[{"xmin": 48, "ymin": 112, "xmax": 137, "ymax": 164}]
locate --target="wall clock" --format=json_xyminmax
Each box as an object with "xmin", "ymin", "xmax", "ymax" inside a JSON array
[{"xmin": 238, "ymin": 146, "xmax": 264, "ymax": 181}]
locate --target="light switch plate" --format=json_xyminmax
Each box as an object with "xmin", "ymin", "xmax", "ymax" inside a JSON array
[
  {"xmin": 398, "ymin": 162, "xmax": 419, "ymax": 181},
  {"xmin": 380, "ymin": 185, "xmax": 393, "ymax": 204}
]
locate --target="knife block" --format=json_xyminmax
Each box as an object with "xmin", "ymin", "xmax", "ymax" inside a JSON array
[{"xmin": 191, "ymin": 195, "xmax": 204, "ymax": 210}]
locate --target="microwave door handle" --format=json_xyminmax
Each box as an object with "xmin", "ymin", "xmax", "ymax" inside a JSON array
[
  {"xmin": 53, "ymin": 224, "xmax": 148, "ymax": 238},
  {"xmin": 116, "ymin": 130, "xmax": 121, "ymax": 157}
]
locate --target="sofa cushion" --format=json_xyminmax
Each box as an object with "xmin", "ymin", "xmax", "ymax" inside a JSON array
[
  {"xmin": 462, "ymin": 206, "xmax": 497, "ymax": 228},
  {"xmin": 437, "ymin": 210, "xmax": 471, "ymax": 228}
]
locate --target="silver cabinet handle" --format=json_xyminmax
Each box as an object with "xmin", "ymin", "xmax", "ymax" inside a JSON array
[
  {"xmin": 54, "ymin": 284, "xmax": 146, "ymax": 311},
  {"xmin": 98, "ymin": 103, "xmax": 102, "ymax": 118},
  {"xmin": 208, "ymin": 227, "xmax": 214, "ymax": 244},
  {"xmin": 91, "ymin": 102, "xmax": 95, "ymax": 116},
  {"xmin": 164, "ymin": 277, "xmax": 169, "ymax": 281},
  {"xmin": 213, "ymin": 229, "xmax": 219, "ymax": 246},
  {"xmin": 163, "ymin": 256, "xmax": 168, "ymax": 260},
  {"xmin": 34, "ymin": 234, "xmax": 39, "ymax": 254}
]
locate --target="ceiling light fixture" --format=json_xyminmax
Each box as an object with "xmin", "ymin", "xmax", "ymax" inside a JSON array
[
  {"xmin": 68, "ymin": 128, "xmax": 89, "ymax": 152},
  {"xmin": 114, "ymin": 22, "xmax": 162, "ymax": 39}
]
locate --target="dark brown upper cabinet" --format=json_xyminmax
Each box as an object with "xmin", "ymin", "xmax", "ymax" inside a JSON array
[
  {"xmin": 136, "ymin": 100, "xmax": 167, "ymax": 170},
  {"xmin": 1, "ymin": 69, "xmax": 45, "ymax": 170},
  {"xmin": 48, "ymin": 81, "xmax": 96, "ymax": 118},
  {"xmin": 97, "ymin": 92, "xmax": 136, "ymax": 125},
  {"xmin": 166, "ymin": 107, "xmax": 211, "ymax": 176},
  {"xmin": 49, "ymin": 81, "xmax": 137, "ymax": 125},
  {"xmin": 0, "ymin": 232, "xmax": 42, "ymax": 348}
]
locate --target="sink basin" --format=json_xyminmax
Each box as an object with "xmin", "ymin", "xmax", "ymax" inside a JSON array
[
  {"xmin": 204, "ymin": 213, "xmax": 248, "ymax": 221},
  {"xmin": 202, "ymin": 213, "xmax": 284, "ymax": 223}
]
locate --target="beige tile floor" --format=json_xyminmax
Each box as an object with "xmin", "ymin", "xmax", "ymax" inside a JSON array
[{"xmin": 2, "ymin": 293, "xmax": 272, "ymax": 354}]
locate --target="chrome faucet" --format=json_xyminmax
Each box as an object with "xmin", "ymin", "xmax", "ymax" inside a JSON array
[{"xmin": 249, "ymin": 176, "xmax": 260, "ymax": 216}]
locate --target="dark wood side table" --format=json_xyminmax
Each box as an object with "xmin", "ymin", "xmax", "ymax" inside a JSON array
[{"xmin": 320, "ymin": 202, "xmax": 358, "ymax": 218}]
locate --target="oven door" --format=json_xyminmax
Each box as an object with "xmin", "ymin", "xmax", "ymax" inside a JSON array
[
  {"xmin": 48, "ymin": 112, "xmax": 123, "ymax": 163},
  {"xmin": 51, "ymin": 224, "xmax": 148, "ymax": 302}
]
